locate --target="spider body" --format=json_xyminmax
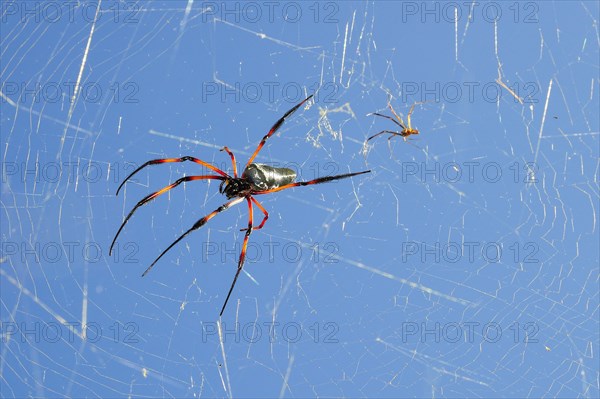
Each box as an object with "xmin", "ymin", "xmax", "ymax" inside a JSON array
[
  {"xmin": 398, "ymin": 128, "xmax": 419, "ymax": 138},
  {"xmin": 367, "ymin": 102, "xmax": 422, "ymax": 143},
  {"xmin": 220, "ymin": 163, "xmax": 297, "ymax": 198},
  {"xmin": 111, "ymin": 95, "xmax": 370, "ymax": 316}
]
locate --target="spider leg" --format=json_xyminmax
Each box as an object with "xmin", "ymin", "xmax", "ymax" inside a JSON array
[
  {"xmin": 141, "ymin": 196, "xmax": 245, "ymax": 277},
  {"xmin": 406, "ymin": 100, "xmax": 430, "ymax": 130},
  {"xmin": 240, "ymin": 196, "xmax": 269, "ymax": 231},
  {"xmin": 387, "ymin": 103, "xmax": 408, "ymax": 129},
  {"xmin": 253, "ymin": 170, "xmax": 371, "ymax": 195},
  {"xmin": 220, "ymin": 197, "xmax": 254, "ymax": 316},
  {"xmin": 369, "ymin": 112, "xmax": 406, "ymax": 130},
  {"xmin": 220, "ymin": 147, "xmax": 237, "ymax": 177},
  {"xmin": 116, "ymin": 156, "xmax": 229, "ymax": 195},
  {"xmin": 110, "ymin": 175, "xmax": 224, "ymax": 255},
  {"xmin": 405, "ymin": 138, "xmax": 423, "ymax": 151},
  {"xmin": 245, "ymin": 94, "xmax": 314, "ymax": 169},
  {"xmin": 366, "ymin": 130, "xmax": 404, "ymax": 142},
  {"xmin": 406, "ymin": 103, "xmax": 417, "ymax": 130},
  {"xmin": 388, "ymin": 134, "xmax": 407, "ymax": 142}
]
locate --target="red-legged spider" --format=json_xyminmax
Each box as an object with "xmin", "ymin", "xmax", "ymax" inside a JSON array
[
  {"xmin": 110, "ymin": 95, "xmax": 370, "ymax": 316},
  {"xmin": 366, "ymin": 102, "xmax": 422, "ymax": 143}
]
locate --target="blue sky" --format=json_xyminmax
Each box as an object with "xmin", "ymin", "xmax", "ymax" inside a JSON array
[{"xmin": 1, "ymin": 1, "xmax": 598, "ymax": 397}]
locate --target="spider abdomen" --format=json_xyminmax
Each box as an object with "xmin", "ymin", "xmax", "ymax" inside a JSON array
[{"xmin": 243, "ymin": 163, "xmax": 296, "ymax": 191}]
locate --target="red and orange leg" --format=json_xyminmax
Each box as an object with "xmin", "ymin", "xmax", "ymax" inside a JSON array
[
  {"xmin": 245, "ymin": 94, "xmax": 314, "ymax": 169},
  {"xmin": 220, "ymin": 196, "xmax": 254, "ymax": 316},
  {"xmin": 240, "ymin": 196, "xmax": 269, "ymax": 231},
  {"xmin": 110, "ymin": 175, "xmax": 224, "ymax": 255},
  {"xmin": 141, "ymin": 196, "xmax": 245, "ymax": 277},
  {"xmin": 117, "ymin": 156, "xmax": 229, "ymax": 195},
  {"xmin": 253, "ymin": 170, "xmax": 371, "ymax": 195},
  {"xmin": 220, "ymin": 146, "xmax": 238, "ymax": 177}
]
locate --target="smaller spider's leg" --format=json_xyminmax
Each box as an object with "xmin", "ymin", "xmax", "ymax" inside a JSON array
[
  {"xmin": 116, "ymin": 156, "xmax": 229, "ymax": 195},
  {"xmin": 240, "ymin": 196, "xmax": 269, "ymax": 231},
  {"xmin": 245, "ymin": 94, "xmax": 314, "ymax": 169},
  {"xmin": 369, "ymin": 112, "xmax": 405, "ymax": 130},
  {"xmin": 405, "ymin": 139, "xmax": 423, "ymax": 151},
  {"xmin": 366, "ymin": 130, "xmax": 404, "ymax": 142},
  {"xmin": 406, "ymin": 100, "xmax": 430, "ymax": 131},
  {"xmin": 253, "ymin": 170, "xmax": 371, "ymax": 195},
  {"xmin": 220, "ymin": 197, "xmax": 254, "ymax": 316},
  {"xmin": 387, "ymin": 135, "xmax": 405, "ymax": 142},
  {"xmin": 386, "ymin": 134, "xmax": 396, "ymax": 158},
  {"xmin": 141, "ymin": 196, "xmax": 245, "ymax": 277},
  {"xmin": 220, "ymin": 147, "xmax": 237, "ymax": 178},
  {"xmin": 387, "ymin": 103, "xmax": 407, "ymax": 130},
  {"xmin": 110, "ymin": 175, "xmax": 224, "ymax": 255},
  {"xmin": 405, "ymin": 103, "xmax": 417, "ymax": 130}
]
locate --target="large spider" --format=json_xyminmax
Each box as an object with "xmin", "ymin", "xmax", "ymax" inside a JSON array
[
  {"xmin": 366, "ymin": 102, "xmax": 421, "ymax": 143},
  {"xmin": 110, "ymin": 95, "xmax": 370, "ymax": 316}
]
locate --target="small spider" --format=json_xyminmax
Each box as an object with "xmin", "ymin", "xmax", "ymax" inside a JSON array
[
  {"xmin": 110, "ymin": 95, "xmax": 370, "ymax": 316},
  {"xmin": 366, "ymin": 102, "xmax": 422, "ymax": 143}
]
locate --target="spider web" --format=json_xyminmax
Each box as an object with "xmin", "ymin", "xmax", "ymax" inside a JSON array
[{"xmin": 1, "ymin": 1, "xmax": 598, "ymax": 397}]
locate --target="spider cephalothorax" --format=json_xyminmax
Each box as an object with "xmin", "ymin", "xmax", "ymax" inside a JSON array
[
  {"xmin": 219, "ymin": 176, "xmax": 252, "ymax": 199},
  {"xmin": 110, "ymin": 95, "xmax": 370, "ymax": 316}
]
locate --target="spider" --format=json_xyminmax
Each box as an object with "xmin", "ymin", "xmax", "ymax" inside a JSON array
[
  {"xmin": 366, "ymin": 102, "xmax": 422, "ymax": 143},
  {"xmin": 110, "ymin": 95, "xmax": 370, "ymax": 316}
]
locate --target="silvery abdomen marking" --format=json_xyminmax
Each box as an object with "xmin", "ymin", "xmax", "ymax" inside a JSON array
[{"xmin": 243, "ymin": 163, "xmax": 296, "ymax": 190}]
